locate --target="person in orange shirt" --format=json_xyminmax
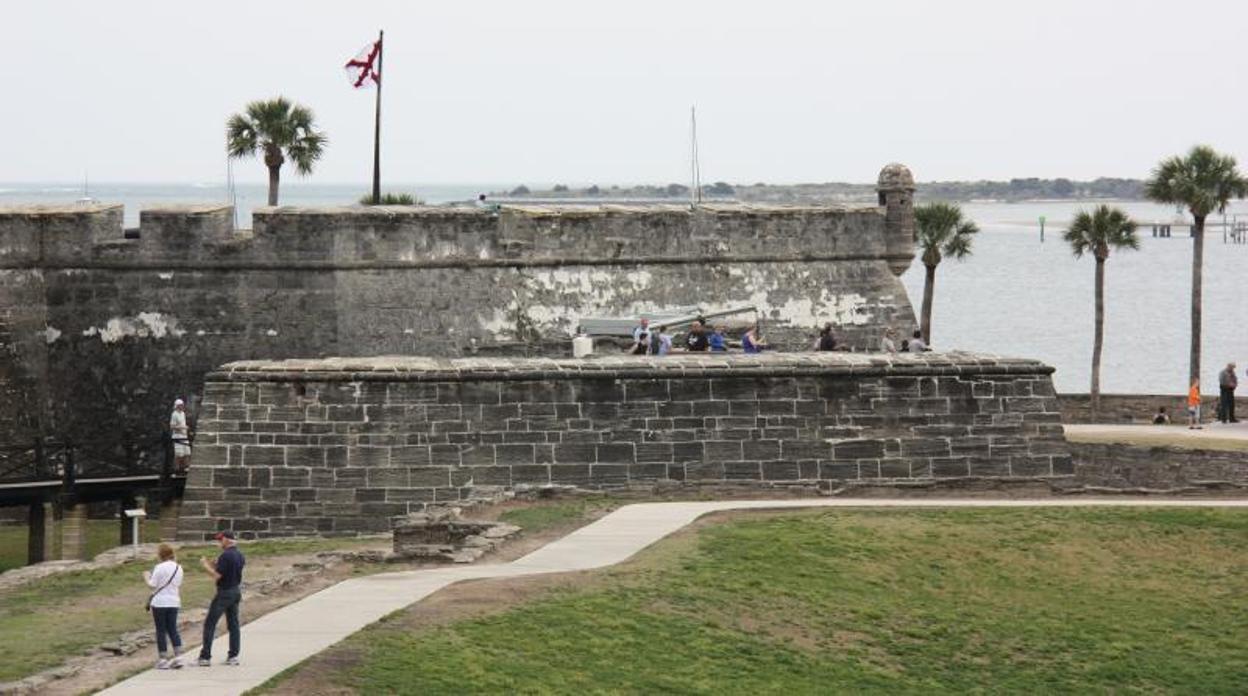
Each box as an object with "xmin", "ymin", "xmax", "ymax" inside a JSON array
[{"xmin": 1187, "ymin": 378, "xmax": 1203, "ymax": 430}]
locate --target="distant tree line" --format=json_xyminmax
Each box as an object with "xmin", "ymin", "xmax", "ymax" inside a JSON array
[
  {"xmin": 495, "ymin": 181, "xmax": 736, "ymax": 199},
  {"xmin": 919, "ymin": 177, "xmax": 1144, "ymax": 201}
]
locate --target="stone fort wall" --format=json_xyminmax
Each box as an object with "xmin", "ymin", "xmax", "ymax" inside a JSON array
[
  {"xmin": 180, "ymin": 352, "xmax": 1071, "ymax": 539},
  {"xmin": 0, "ymin": 193, "xmax": 916, "ymax": 449}
]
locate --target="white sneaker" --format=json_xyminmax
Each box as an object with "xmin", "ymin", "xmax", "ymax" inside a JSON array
[
  {"xmin": 224, "ymin": 656, "xmax": 240, "ymax": 666},
  {"xmin": 197, "ymin": 658, "xmax": 211, "ymax": 667},
  {"xmin": 156, "ymin": 658, "xmax": 171, "ymax": 670},
  {"xmin": 169, "ymin": 656, "xmax": 184, "ymax": 669}
]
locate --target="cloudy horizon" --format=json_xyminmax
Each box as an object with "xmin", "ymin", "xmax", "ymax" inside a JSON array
[{"xmin": 2, "ymin": 0, "xmax": 1245, "ymax": 186}]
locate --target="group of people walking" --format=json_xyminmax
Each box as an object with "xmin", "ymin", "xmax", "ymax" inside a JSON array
[{"xmin": 141, "ymin": 531, "xmax": 246, "ymax": 670}]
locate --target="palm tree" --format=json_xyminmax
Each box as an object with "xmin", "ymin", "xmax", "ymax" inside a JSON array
[
  {"xmin": 913, "ymin": 202, "xmax": 979, "ymax": 345},
  {"xmin": 1145, "ymin": 146, "xmax": 1248, "ymax": 385},
  {"xmin": 226, "ymin": 97, "xmax": 328, "ymax": 206},
  {"xmin": 1064, "ymin": 205, "xmax": 1139, "ymax": 417}
]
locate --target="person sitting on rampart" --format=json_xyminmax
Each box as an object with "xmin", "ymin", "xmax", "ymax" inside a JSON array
[
  {"xmin": 708, "ymin": 325, "xmax": 727, "ymax": 352},
  {"xmin": 815, "ymin": 323, "xmax": 837, "ymax": 351},
  {"xmin": 908, "ymin": 330, "xmax": 928, "ymax": 352},
  {"xmin": 631, "ymin": 317, "xmax": 651, "ymax": 355},
  {"xmin": 685, "ymin": 320, "xmax": 709, "ymax": 352},
  {"xmin": 881, "ymin": 327, "xmax": 898, "ymax": 354},
  {"xmin": 742, "ymin": 325, "xmax": 765, "ymax": 354},
  {"xmin": 653, "ymin": 326, "xmax": 673, "ymax": 356}
]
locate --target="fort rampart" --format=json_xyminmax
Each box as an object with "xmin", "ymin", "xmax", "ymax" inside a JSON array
[
  {"xmin": 181, "ymin": 352, "xmax": 1071, "ymax": 539},
  {"xmin": 0, "ymin": 182, "xmax": 917, "ymax": 449}
]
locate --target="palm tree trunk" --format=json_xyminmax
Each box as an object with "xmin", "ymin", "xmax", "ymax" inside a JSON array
[
  {"xmin": 921, "ymin": 264, "xmax": 936, "ymax": 344},
  {"xmin": 1190, "ymin": 214, "xmax": 1205, "ymax": 385},
  {"xmin": 267, "ymin": 164, "xmax": 281, "ymax": 206},
  {"xmin": 1091, "ymin": 257, "xmax": 1105, "ymax": 419}
]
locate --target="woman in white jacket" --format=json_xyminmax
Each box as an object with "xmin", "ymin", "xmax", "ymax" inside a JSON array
[{"xmin": 144, "ymin": 543, "xmax": 184, "ymax": 669}]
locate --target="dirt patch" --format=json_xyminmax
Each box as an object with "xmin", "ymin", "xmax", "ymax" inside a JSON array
[
  {"xmin": 32, "ymin": 547, "xmax": 390, "ymax": 696},
  {"xmin": 26, "ymin": 497, "xmax": 623, "ymax": 696}
]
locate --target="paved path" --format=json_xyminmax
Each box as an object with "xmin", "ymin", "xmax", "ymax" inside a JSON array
[
  {"xmin": 1065, "ymin": 422, "xmax": 1248, "ymax": 443},
  {"xmin": 100, "ymin": 498, "xmax": 1248, "ymax": 696}
]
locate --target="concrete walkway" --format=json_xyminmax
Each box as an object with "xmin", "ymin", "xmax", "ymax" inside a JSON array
[
  {"xmin": 1065, "ymin": 422, "xmax": 1248, "ymax": 443},
  {"xmin": 100, "ymin": 498, "xmax": 1248, "ymax": 696}
]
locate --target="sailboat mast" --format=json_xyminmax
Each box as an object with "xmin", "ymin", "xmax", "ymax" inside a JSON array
[{"xmin": 690, "ymin": 106, "xmax": 702, "ymax": 206}]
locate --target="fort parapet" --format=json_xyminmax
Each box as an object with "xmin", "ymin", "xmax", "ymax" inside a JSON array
[
  {"xmin": 0, "ymin": 170, "xmax": 918, "ymax": 447},
  {"xmin": 181, "ymin": 352, "xmax": 1071, "ymax": 539}
]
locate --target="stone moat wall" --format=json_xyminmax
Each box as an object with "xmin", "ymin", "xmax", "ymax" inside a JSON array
[
  {"xmin": 1069, "ymin": 441, "xmax": 1248, "ymax": 492},
  {"xmin": 180, "ymin": 352, "xmax": 1071, "ymax": 539},
  {"xmin": 0, "ymin": 197, "xmax": 916, "ymax": 450}
]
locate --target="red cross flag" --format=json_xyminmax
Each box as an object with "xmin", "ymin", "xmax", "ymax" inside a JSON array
[{"xmin": 345, "ymin": 39, "xmax": 381, "ymax": 88}]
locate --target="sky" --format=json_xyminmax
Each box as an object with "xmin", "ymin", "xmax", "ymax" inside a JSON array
[{"xmin": 2, "ymin": 0, "xmax": 1246, "ymax": 186}]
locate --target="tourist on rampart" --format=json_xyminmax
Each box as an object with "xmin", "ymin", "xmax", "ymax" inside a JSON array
[
  {"xmin": 170, "ymin": 399, "xmax": 191, "ymax": 474},
  {"xmin": 816, "ymin": 323, "xmax": 837, "ymax": 351},
  {"xmin": 197, "ymin": 531, "xmax": 246, "ymax": 667},
  {"xmin": 742, "ymin": 325, "xmax": 765, "ymax": 354},
  {"xmin": 631, "ymin": 318, "xmax": 651, "ymax": 355},
  {"xmin": 654, "ymin": 326, "xmax": 673, "ymax": 356},
  {"xmin": 143, "ymin": 543, "xmax": 184, "ymax": 670},
  {"xmin": 1217, "ymin": 362, "xmax": 1238, "ymax": 423},
  {"xmin": 1187, "ymin": 379, "xmax": 1203, "ymax": 430},
  {"xmin": 708, "ymin": 326, "xmax": 727, "ymax": 352},
  {"xmin": 908, "ymin": 330, "xmax": 928, "ymax": 352},
  {"xmin": 881, "ymin": 327, "xmax": 898, "ymax": 354},
  {"xmin": 685, "ymin": 321, "xmax": 709, "ymax": 351}
]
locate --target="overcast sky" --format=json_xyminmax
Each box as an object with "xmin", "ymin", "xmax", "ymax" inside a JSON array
[{"xmin": 2, "ymin": 0, "xmax": 1245, "ymax": 185}]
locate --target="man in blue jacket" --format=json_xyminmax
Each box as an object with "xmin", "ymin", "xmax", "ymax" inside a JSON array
[{"xmin": 197, "ymin": 531, "xmax": 245, "ymax": 666}]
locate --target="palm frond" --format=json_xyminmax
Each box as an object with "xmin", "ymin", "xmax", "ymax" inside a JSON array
[
  {"xmin": 944, "ymin": 220, "xmax": 978, "ymax": 259},
  {"xmin": 1145, "ymin": 145, "xmax": 1248, "ymax": 217},
  {"xmin": 225, "ymin": 96, "xmax": 328, "ymax": 176},
  {"xmin": 288, "ymin": 130, "xmax": 328, "ymax": 176},
  {"xmin": 225, "ymin": 114, "xmax": 257, "ymax": 159},
  {"xmin": 1065, "ymin": 205, "xmax": 1138, "ymax": 259}
]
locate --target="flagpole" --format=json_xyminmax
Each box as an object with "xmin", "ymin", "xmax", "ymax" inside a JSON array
[{"xmin": 372, "ymin": 29, "xmax": 384, "ymax": 205}]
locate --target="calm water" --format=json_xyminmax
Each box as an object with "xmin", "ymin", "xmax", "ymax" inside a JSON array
[
  {"xmin": 899, "ymin": 200, "xmax": 1248, "ymax": 395},
  {"xmin": 4, "ymin": 184, "xmax": 1247, "ymax": 394}
]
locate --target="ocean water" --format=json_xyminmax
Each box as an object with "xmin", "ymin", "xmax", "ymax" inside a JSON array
[
  {"xmin": 899, "ymin": 200, "xmax": 1248, "ymax": 395},
  {"xmin": 3, "ymin": 184, "xmax": 1247, "ymax": 394}
]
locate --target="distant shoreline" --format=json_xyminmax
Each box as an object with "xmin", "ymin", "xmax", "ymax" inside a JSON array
[{"xmin": 489, "ymin": 177, "xmax": 1146, "ymax": 205}]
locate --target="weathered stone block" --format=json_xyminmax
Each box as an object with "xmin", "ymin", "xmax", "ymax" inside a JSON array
[
  {"xmin": 595, "ymin": 442, "xmax": 635, "ymax": 463},
  {"xmin": 242, "ymin": 446, "xmax": 285, "ymax": 468},
  {"xmin": 832, "ymin": 439, "xmax": 886, "ymax": 459}
]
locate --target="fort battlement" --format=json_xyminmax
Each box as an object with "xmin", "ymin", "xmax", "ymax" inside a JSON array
[
  {"xmin": 0, "ymin": 201, "xmax": 907, "ymax": 269},
  {"xmin": 0, "ymin": 166, "xmax": 920, "ymax": 450}
]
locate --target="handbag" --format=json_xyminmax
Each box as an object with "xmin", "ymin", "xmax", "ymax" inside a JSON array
[{"xmin": 145, "ymin": 564, "xmax": 181, "ymax": 612}]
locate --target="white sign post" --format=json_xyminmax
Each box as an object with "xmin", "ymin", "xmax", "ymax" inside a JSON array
[{"xmin": 124, "ymin": 508, "xmax": 147, "ymax": 558}]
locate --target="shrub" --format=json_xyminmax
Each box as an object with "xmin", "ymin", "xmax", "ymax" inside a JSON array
[{"xmin": 359, "ymin": 192, "xmax": 421, "ymax": 205}]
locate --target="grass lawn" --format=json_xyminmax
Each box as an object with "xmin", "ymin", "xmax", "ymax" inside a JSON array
[
  {"xmin": 0, "ymin": 519, "xmax": 163, "ymax": 574},
  {"xmin": 496, "ymin": 496, "xmax": 615, "ymax": 534},
  {"xmin": 272, "ymin": 507, "xmax": 1248, "ymax": 694},
  {"xmin": 0, "ymin": 536, "xmax": 379, "ymax": 682}
]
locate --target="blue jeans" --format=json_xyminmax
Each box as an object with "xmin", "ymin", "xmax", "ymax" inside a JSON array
[
  {"xmin": 151, "ymin": 607, "xmax": 181, "ymax": 656},
  {"xmin": 198, "ymin": 586, "xmax": 241, "ymax": 660}
]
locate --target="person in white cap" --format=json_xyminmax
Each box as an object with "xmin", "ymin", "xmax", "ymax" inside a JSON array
[{"xmin": 170, "ymin": 399, "xmax": 191, "ymax": 474}]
